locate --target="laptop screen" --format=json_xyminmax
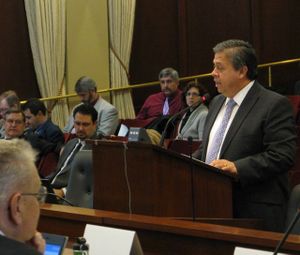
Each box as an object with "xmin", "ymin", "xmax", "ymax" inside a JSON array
[{"xmin": 43, "ymin": 233, "xmax": 68, "ymax": 255}]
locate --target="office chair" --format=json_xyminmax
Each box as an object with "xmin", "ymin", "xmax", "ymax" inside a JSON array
[{"xmin": 65, "ymin": 150, "xmax": 93, "ymax": 208}]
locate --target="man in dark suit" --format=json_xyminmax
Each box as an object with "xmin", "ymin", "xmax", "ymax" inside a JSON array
[
  {"xmin": 50, "ymin": 104, "xmax": 97, "ymax": 190},
  {"xmin": 194, "ymin": 39, "xmax": 297, "ymax": 232},
  {"xmin": 22, "ymin": 98, "xmax": 64, "ymax": 152},
  {"xmin": 0, "ymin": 139, "xmax": 45, "ymax": 254}
]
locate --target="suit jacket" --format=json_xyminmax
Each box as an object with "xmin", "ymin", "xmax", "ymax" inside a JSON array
[
  {"xmin": 63, "ymin": 98, "xmax": 119, "ymax": 136},
  {"xmin": 176, "ymin": 103, "xmax": 208, "ymax": 140},
  {"xmin": 0, "ymin": 235, "xmax": 41, "ymax": 255},
  {"xmin": 195, "ymin": 81, "xmax": 297, "ymax": 231}
]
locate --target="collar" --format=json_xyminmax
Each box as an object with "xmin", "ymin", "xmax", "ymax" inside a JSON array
[{"xmin": 225, "ymin": 80, "xmax": 255, "ymax": 106}]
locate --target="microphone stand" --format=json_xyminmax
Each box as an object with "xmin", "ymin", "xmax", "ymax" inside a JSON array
[
  {"xmin": 188, "ymin": 136, "xmax": 196, "ymax": 221},
  {"xmin": 273, "ymin": 209, "xmax": 300, "ymax": 254}
]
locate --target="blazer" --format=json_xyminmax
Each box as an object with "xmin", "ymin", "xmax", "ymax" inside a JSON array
[
  {"xmin": 176, "ymin": 103, "xmax": 208, "ymax": 140},
  {"xmin": 195, "ymin": 81, "xmax": 297, "ymax": 231},
  {"xmin": 63, "ymin": 97, "xmax": 119, "ymax": 136},
  {"xmin": 0, "ymin": 235, "xmax": 41, "ymax": 255}
]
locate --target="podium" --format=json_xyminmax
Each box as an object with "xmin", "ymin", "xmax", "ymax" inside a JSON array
[{"xmin": 92, "ymin": 140, "xmax": 234, "ymax": 218}]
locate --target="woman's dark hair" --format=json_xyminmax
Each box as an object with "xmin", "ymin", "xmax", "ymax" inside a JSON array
[{"xmin": 182, "ymin": 81, "xmax": 209, "ymax": 106}]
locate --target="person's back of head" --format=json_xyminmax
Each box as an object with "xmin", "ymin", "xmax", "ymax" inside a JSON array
[
  {"xmin": 0, "ymin": 90, "xmax": 20, "ymax": 119},
  {"xmin": 0, "ymin": 139, "xmax": 43, "ymax": 248}
]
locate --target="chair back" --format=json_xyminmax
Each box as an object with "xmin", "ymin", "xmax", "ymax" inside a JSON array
[
  {"xmin": 65, "ymin": 150, "xmax": 93, "ymax": 208},
  {"xmin": 286, "ymin": 184, "xmax": 300, "ymax": 234}
]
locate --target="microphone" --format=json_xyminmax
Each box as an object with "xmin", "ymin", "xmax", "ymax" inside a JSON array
[
  {"xmin": 273, "ymin": 209, "xmax": 300, "ymax": 254},
  {"xmin": 159, "ymin": 93, "xmax": 209, "ymax": 147},
  {"xmin": 188, "ymin": 136, "xmax": 196, "ymax": 221}
]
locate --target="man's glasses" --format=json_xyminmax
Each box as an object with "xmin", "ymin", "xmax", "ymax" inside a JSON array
[
  {"xmin": 21, "ymin": 185, "xmax": 74, "ymax": 206},
  {"xmin": 21, "ymin": 186, "xmax": 48, "ymax": 204}
]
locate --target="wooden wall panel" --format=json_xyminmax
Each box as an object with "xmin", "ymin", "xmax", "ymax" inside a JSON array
[
  {"xmin": 0, "ymin": 0, "xmax": 39, "ymax": 99},
  {"xmin": 130, "ymin": 0, "xmax": 300, "ymax": 112}
]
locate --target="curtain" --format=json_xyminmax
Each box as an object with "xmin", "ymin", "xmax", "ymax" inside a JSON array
[
  {"xmin": 24, "ymin": 0, "xmax": 68, "ymax": 128},
  {"xmin": 108, "ymin": 0, "xmax": 136, "ymax": 119}
]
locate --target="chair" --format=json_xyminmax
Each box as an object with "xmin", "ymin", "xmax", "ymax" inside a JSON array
[
  {"xmin": 38, "ymin": 152, "xmax": 59, "ymax": 178},
  {"xmin": 65, "ymin": 150, "xmax": 93, "ymax": 208},
  {"xmin": 168, "ymin": 139, "xmax": 201, "ymax": 155},
  {"xmin": 287, "ymin": 95, "xmax": 300, "ymax": 124},
  {"xmin": 285, "ymin": 184, "xmax": 300, "ymax": 235},
  {"xmin": 288, "ymin": 126, "xmax": 300, "ymax": 188}
]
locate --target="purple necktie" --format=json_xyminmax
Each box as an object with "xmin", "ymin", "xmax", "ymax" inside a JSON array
[
  {"xmin": 163, "ymin": 97, "xmax": 169, "ymax": 115},
  {"xmin": 206, "ymin": 99, "xmax": 236, "ymax": 164}
]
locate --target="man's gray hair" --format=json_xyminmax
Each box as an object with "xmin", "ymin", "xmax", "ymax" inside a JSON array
[
  {"xmin": 158, "ymin": 67, "xmax": 179, "ymax": 81},
  {"xmin": 0, "ymin": 139, "xmax": 37, "ymax": 204},
  {"xmin": 213, "ymin": 39, "xmax": 258, "ymax": 80},
  {"xmin": 75, "ymin": 76, "xmax": 97, "ymax": 93}
]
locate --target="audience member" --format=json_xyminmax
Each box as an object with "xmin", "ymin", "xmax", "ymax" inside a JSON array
[
  {"xmin": 50, "ymin": 104, "xmax": 97, "ymax": 190},
  {"xmin": 2, "ymin": 110, "xmax": 55, "ymax": 164},
  {"xmin": 63, "ymin": 76, "xmax": 118, "ymax": 137},
  {"xmin": 0, "ymin": 139, "xmax": 46, "ymax": 254},
  {"xmin": 136, "ymin": 67, "xmax": 183, "ymax": 122},
  {"xmin": 0, "ymin": 90, "xmax": 20, "ymax": 137},
  {"xmin": 193, "ymin": 39, "xmax": 297, "ymax": 232},
  {"xmin": 175, "ymin": 81, "xmax": 208, "ymax": 140},
  {"xmin": 22, "ymin": 98, "xmax": 64, "ymax": 152}
]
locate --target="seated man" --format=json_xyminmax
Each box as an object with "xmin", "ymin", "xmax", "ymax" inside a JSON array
[
  {"xmin": 22, "ymin": 98, "xmax": 64, "ymax": 152},
  {"xmin": 0, "ymin": 90, "xmax": 20, "ymax": 138},
  {"xmin": 63, "ymin": 76, "xmax": 119, "ymax": 137},
  {"xmin": 50, "ymin": 104, "xmax": 97, "ymax": 190},
  {"xmin": 0, "ymin": 139, "xmax": 46, "ymax": 254},
  {"xmin": 136, "ymin": 67, "xmax": 184, "ymax": 122},
  {"xmin": 2, "ymin": 110, "xmax": 55, "ymax": 165}
]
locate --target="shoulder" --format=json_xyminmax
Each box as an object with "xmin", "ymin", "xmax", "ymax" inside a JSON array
[
  {"xmin": 95, "ymin": 98, "xmax": 117, "ymax": 111},
  {"xmin": 0, "ymin": 236, "xmax": 41, "ymax": 255}
]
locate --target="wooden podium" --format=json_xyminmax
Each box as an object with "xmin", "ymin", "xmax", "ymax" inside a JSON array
[{"xmin": 92, "ymin": 140, "xmax": 234, "ymax": 218}]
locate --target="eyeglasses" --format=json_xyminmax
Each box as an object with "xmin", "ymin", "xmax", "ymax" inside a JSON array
[
  {"xmin": 21, "ymin": 186, "xmax": 48, "ymax": 204},
  {"xmin": 185, "ymin": 92, "xmax": 200, "ymax": 97}
]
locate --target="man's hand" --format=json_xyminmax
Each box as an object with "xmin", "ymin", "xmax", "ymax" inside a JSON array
[
  {"xmin": 53, "ymin": 188, "xmax": 65, "ymax": 198},
  {"xmin": 210, "ymin": 159, "xmax": 238, "ymax": 175},
  {"xmin": 26, "ymin": 232, "xmax": 46, "ymax": 254}
]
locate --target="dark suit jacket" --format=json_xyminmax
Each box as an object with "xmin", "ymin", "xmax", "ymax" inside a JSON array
[
  {"xmin": 195, "ymin": 81, "xmax": 297, "ymax": 231},
  {"xmin": 0, "ymin": 235, "xmax": 41, "ymax": 255}
]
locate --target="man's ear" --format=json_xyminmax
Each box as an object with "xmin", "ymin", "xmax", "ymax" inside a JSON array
[
  {"xmin": 8, "ymin": 193, "xmax": 23, "ymax": 225},
  {"xmin": 239, "ymin": 65, "xmax": 248, "ymax": 79}
]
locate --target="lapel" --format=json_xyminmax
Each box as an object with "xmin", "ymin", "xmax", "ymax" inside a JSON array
[
  {"xmin": 57, "ymin": 138, "xmax": 80, "ymax": 169},
  {"xmin": 219, "ymin": 81, "xmax": 261, "ymax": 157}
]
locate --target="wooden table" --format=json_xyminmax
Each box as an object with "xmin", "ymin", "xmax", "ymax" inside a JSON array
[{"xmin": 39, "ymin": 204, "xmax": 300, "ymax": 255}]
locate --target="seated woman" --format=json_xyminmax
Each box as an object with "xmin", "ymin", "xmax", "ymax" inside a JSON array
[{"xmin": 175, "ymin": 81, "xmax": 208, "ymax": 141}]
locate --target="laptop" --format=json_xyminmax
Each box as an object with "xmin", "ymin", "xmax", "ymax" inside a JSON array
[{"xmin": 43, "ymin": 233, "xmax": 68, "ymax": 255}]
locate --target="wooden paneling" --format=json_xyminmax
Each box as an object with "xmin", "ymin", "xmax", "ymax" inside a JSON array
[
  {"xmin": 130, "ymin": 0, "xmax": 300, "ymax": 112},
  {"xmin": 0, "ymin": 0, "xmax": 39, "ymax": 99}
]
